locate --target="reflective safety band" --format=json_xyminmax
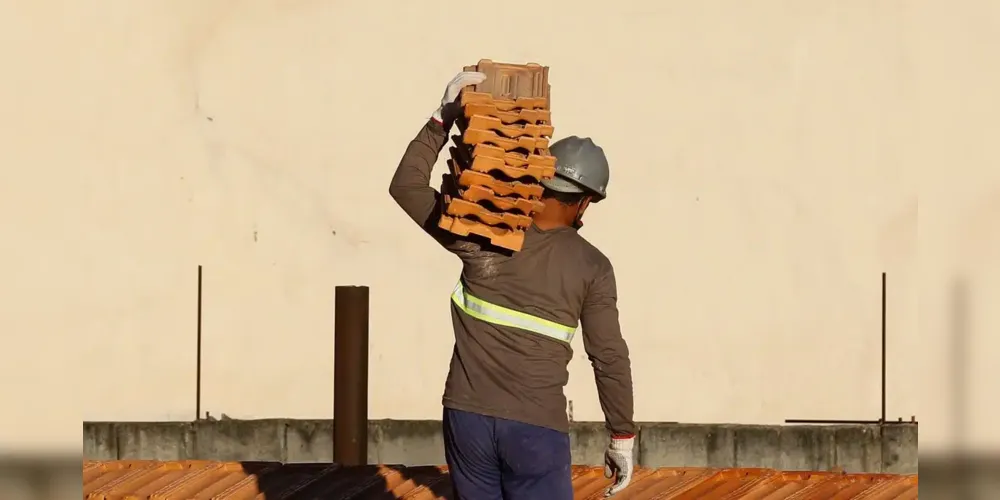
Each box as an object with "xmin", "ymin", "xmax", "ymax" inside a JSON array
[{"xmin": 451, "ymin": 281, "xmax": 577, "ymax": 343}]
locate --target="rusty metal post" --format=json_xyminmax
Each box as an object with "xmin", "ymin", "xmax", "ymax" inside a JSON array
[{"xmin": 334, "ymin": 286, "xmax": 369, "ymax": 465}]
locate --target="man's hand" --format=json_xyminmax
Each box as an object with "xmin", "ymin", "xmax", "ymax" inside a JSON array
[
  {"xmin": 604, "ymin": 435, "xmax": 634, "ymax": 496},
  {"xmin": 431, "ymin": 71, "xmax": 487, "ymax": 128}
]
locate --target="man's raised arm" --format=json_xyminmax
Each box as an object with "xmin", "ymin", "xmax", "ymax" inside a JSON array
[
  {"xmin": 388, "ymin": 71, "xmax": 487, "ymax": 229},
  {"xmin": 388, "ymin": 119, "xmax": 448, "ymax": 226}
]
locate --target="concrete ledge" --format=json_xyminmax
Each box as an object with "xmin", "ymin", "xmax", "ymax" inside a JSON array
[
  {"xmin": 373, "ymin": 420, "xmax": 444, "ymax": 465},
  {"xmin": 569, "ymin": 422, "xmax": 619, "ymax": 466},
  {"xmin": 83, "ymin": 420, "xmax": 917, "ymax": 474},
  {"xmin": 83, "ymin": 422, "xmax": 117, "ymax": 461},
  {"xmin": 832, "ymin": 426, "xmax": 882, "ymax": 473},
  {"xmin": 638, "ymin": 423, "xmax": 735, "ymax": 468},
  {"xmin": 193, "ymin": 419, "xmax": 287, "ymax": 462},
  {"xmin": 116, "ymin": 422, "xmax": 194, "ymax": 461},
  {"xmin": 880, "ymin": 423, "xmax": 919, "ymax": 473},
  {"xmin": 285, "ymin": 420, "xmax": 334, "ymax": 463}
]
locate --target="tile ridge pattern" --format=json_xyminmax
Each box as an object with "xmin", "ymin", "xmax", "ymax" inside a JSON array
[{"xmin": 83, "ymin": 460, "xmax": 919, "ymax": 499}]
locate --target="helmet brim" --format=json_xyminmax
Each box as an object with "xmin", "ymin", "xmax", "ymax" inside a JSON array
[{"xmin": 541, "ymin": 176, "xmax": 585, "ymax": 194}]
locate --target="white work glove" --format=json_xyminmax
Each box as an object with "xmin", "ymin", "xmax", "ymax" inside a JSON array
[
  {"xmin": 431, "ymin": 71, "xmax": 487, "ymax": 127},
  {"xmin": 604, "ymin": 435, "xmax": 635, "ymax": 496}
]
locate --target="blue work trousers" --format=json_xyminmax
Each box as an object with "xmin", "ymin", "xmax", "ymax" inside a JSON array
[{"xmin": 443, "ymin": 408, "xmax": 574, "ymax": 500}]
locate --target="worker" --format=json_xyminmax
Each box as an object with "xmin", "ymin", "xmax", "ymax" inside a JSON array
[{"xmin": 389, "ymin": 71, "xmax": 635, "ymax": 499}]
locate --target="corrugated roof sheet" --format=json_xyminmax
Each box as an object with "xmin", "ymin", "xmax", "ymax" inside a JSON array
[{"xmin": 83, "ymin": 460, "xmax": 918, "ymax": 499}]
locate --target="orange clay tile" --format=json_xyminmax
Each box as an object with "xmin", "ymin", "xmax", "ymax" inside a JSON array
[
  {"xmin": 439, "ymin": 214, "xmax": 525, "ymax": 251},
  {"xmin": 449, "ymin": 159, "xmax": 544, "ymax": 199},
  {"xmin": 460, "ymin": 184, "xmax": 545, "ymax": 215},
  {"xmin": 452, "ymin": 136, "xmax": 556, "ymax": 169},
  {"xmin": 82, "ymin": 461, "xmax": 919, "ymax": 499},
  {"xmin": 468, "ymin": 142, "xmax": 556, "ymax": 169},
  {"xmin": 460, "ymin": 91, "xmax": 547, "ymax": 112},
  {"xmin": 450, "ymin": 146, "xmax": 555, "ymax": 182},
  {"xmin": 463, "ymin": 102, "xmax": 551, "ymax": 124},
  {"xmin": 463, "ymin": 128, "xmax": 549, "ymax": 152},
  {"xmin": 444, "ymin": 195, "xmax": 533, "ymax": 230},
  {"xmin": 464, "ymin": 59, "xmax": 549, "ymax": 103},
  {"xmin": 465, "ymin": 114, "xmax": 555, "ymax": 139},
  {"xmin": 441, "ymin": 173, "xmax": 544, "ymax": 216}
]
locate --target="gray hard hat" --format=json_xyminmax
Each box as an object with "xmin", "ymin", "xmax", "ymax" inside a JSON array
[{"xmin": 541, "ymin": 136, "xmax": 610, "ymax": 202}]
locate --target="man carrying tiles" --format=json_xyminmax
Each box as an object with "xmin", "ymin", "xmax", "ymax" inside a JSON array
[{"xmin": 389, "ymin": 69, "xmax": 635, "ymax": 499}]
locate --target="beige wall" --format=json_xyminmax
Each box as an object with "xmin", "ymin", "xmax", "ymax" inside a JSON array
[{"xmin": 1, "ymin": 0, "xmax": 996, "ymax": 453}]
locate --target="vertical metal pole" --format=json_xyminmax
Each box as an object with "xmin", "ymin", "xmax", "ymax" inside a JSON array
[
  {"xmin": 196, "ymin": 265, "xmax": 203, "ymax": 421},
  {"xmin": 880, "ymin": 272, "xmax": 886, "ymax": 424},
  {"xmin": 334, "ymin": 286, "xmax": 369, "ymax": 465}
]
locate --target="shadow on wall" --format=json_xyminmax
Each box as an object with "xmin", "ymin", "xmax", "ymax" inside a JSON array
[{"xmin": 241, "ymin": 462, "xmax": 454, "ymax": 499}]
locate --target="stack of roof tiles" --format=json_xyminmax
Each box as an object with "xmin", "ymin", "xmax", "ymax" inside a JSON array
[{"xmin": 438, "ymin": 59, "xmax": 555, "ymax": 252}]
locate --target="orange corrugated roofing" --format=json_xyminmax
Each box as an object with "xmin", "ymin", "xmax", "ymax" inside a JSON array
[{"xmin": 83, "ymin": 460, "xmax": 918, "ymax": 499}]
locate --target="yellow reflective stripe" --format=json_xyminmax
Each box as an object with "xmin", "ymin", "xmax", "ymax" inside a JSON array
[{"xmin": 451, "ymin": 282, "xmax": 577, "ymax": 343}]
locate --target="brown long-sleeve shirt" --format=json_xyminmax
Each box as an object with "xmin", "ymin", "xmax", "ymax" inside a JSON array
[{"xmin": 388, "ymin": 119, "xmax": 635, "ymax": 435}]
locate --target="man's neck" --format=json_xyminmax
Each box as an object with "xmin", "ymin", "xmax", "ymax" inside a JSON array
[
  {"xmin": 533, "ymin": 199, "xmax": 575, "ymax": 231},
  {"xmin": 531, "ymin": 216, "xmax": 571, "ymax": 231}
]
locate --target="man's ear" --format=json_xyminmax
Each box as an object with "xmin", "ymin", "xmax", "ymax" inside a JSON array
[{"xmin": 571, "ymin": 196, "xmax": 592, "ymax": 229}]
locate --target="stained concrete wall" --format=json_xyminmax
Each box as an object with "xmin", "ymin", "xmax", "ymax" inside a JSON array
[
  {"xmin": 3, "ymin": 0, "xmax": 998, "ymax": 457},
  {"xmin": 82, "ymin": 420, "xmax": 918, "ymax": 475}
]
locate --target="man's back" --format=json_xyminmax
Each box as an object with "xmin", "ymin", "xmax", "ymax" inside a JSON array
[{"xmin": 444, "ymin": 224, "xmax": 626, "ymax": 433}]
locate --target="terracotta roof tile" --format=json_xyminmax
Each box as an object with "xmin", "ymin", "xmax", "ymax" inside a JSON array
[{"xmin": 82, "ymin": 461, "xmax": 918, "ymax": 499}]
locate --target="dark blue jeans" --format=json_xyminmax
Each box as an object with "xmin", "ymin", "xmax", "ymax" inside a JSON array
[{"xmin": 443, "ymin": 408, "xmax": 573, "ymax": 500}]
